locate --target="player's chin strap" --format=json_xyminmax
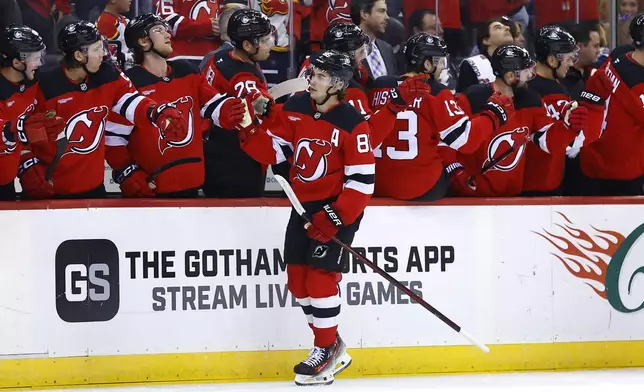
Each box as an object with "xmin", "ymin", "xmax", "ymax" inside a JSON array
[
  {"xmin": 11, "ymin": 61, "xmax": 29, "ymax": 81},
  {"xmin": 144, "ymin": 42, "xmax": 169, "ymax": 59},
  {"xmin": 314, "ymin": 84, "xmax": 343, "ymax": 106}
]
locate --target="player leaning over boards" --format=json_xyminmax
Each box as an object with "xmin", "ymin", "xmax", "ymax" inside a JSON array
[
  {"xmin": 367, "ymin": 33, "xmax": 514, "ymax": 201},
  {"xmin": 104, "ymin": 13, "xmax": 246, "ymax": 197},
  {"xmin": 235, "ymin": 50, "xmax": 430, "ymax": 386},
  {"xmin": 17, "ymin": 21, "xmax": 188, "ymax": 199},
  {"xmin": 0, "ymin": 25, "xmax": 65, "ymax": 201}
]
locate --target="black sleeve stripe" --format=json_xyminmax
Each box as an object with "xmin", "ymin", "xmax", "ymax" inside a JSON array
[
  {"xmin": 441, "ymin": 120, "xmax": 469, "ymax": 146},
  {"xmin": 203, "ymin": 95, "xmax": 229, "ymax": 121},
  {"xmin": 346, "ymin": 173, "xmax": 375, "ymax": 184},
  {"xmin": 119, "ymin": 93, "xmax": 142, "ymax": 118}
]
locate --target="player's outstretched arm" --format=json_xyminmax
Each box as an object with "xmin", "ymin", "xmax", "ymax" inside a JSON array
[
  {"xmin": 366, "ymin": 75, "xmax": 431, "ymax": 148},
  {"xmin": 237, "ymin": 101, "xmax": 294, "ymax": 165},
  {"xmin": 197, "ymin": 75, "xmax": 246, "ymax": 130}
]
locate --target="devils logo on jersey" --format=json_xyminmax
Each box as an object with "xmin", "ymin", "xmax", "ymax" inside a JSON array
[
  {"xmin": 484, "ymin": 126, "xmax": 529, "ymax": 172},
  {"xmin": 294, "ymin": 138, "xmax": 333, "ymax": 182},
  {"xmin": 157, "ymin": 96, "xmax": 195, "ymax": 154},
  {"xmin": 190, "ymin": 0, "xmax": 216, "ymax": 20},
  {"xmin": 63, "ymin": 106, "xmax": 109, "ymax": 157},
  {"xmin": 261, "ymin": 0, "xmax": 289, "ymax": 16},
  {"xmin": 326, "ymin": 0, "xmax": 351, "ymax": 24}
]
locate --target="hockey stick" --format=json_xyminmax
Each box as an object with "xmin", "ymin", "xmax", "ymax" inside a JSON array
[
  {"xmin": 268, "ymin": 78, "xmax": 308, "ymax": 100},
  {"xmin": 146, "ymin": 156, "xmax": 202, "ymax": 184},
  {"xmin": 273, "ymin": 174, "xmax": 490, "ymax": 354},
  {"xmin": 45, "ymin": 129, "xmax": 68, "ymax": 183}
]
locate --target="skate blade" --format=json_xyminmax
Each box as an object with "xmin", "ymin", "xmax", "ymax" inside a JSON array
[
  {"xmin": 294, "ymin": 371, "xmax": 335, "ymax": 386},
  {"xmin": 332, "ymin": 353, "xmax": 352, "ymax": 376}
]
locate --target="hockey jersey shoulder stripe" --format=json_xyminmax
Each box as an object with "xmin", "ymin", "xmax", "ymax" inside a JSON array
[
  {"xmin": 463, "ymin": 84, "xmax": 494, "ymax": 114},
  {"xmin": 613, "ymin": 53, "xmax": 644, "ymax": 88},
  {"xmin": 528, "ymin": 76, "xmax": 569, "ymax": 97},
  {"xmin": 323, "ymin": 102, "xmax": 366, "ymax": 133},
  {"xmin": 125, "ymin": 66, "xmax": 158, "ymax": 88},
  {"xmin": 213, "ymin": 47, "xmax": 265, "ymax": 83},
  {"xmin": 168, "ymin": 59, "xmax": 200, "ymax": 78},
  {"xmin": 514, "ymin": 88, "xmax": 543, "ymax": 109},
  {"xmin": 371, "ymin": 75, "xmax": 402, "ymax": 89}
]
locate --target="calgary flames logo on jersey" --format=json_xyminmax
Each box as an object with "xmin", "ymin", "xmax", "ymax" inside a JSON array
[
  {"xmin": 294, "ymin": 138, "xmax": 333, "ymax": 182},
  {"xmin": 260, "ymin": 0, "xmax": 289, "ymax": 16},
  {"xmin": 63, "ymin": 106, "xmax": 109, "ymax": 157},
  {"xmin": 484, "ymin": 126, "xmax": 529, "ymax": 172},
  {"xmin": 326, "ymin": 0, "xmax": 351, "ymax": 24},
  {"xmin": 158, "ymin": 96, "xmax": 194, "ymax": 154},
  {"xmin": 190, "ymin": 0, "xmax": 216, "ymax": 20}
]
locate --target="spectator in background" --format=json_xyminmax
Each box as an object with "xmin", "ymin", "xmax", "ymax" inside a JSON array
[
  {"xmin": 534, "ymin": 0, "xmax": 600, "ymax": 29},
  {"xmin": 407, "ymin": 8, "xmax": 443, "ymax": 37},
  {"xmin": 0, "ymin": 0, "xmax": 22, "ymax": 31},
  {"xmin": 468, "ymin": 0, "xmax": 530, "ymax": 34},
  {"xmin": 351, "ymin": 0, "xmax": 397, "ymax": 80},
  {"xmin": 621, "ymin": 0, "xmax": 640, "ymax": 19},
  {"xmin": 405, "ymin": 8, "xmax": 456, "ymax": 89},
  {"xmin": 199, "ymin": 1, "xmax": 248, "ymax": 71},
  {"xmin": 97, "ymin": 0, "xmax": 134, "ymax": 69},
  {"xmin": 561, "ymin": 22, "xmax": 601, "ymax": 99},
  {"xmin": 18, "ymin": 0, "xmax": 72, "ymax": 49},
  {"xmin": 401, "ymin": 0, "xmax": 464, "ymax": 58},
  {"xmin": 457, "ymin": 17, "xmax": 514, "ymax": 92}
]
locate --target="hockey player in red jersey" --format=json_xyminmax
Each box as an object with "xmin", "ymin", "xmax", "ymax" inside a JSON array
[
  {"xmin": 295, "ymin": 22, "xmax": 431, "ymax": 147},
  {"xmin": 298, "ymin": 22, "xmax": 370, "ymax": 89},
  {"xmin": 444, "ymin": 45, "xmax": 587, "ymax": 197},
  {"xmin": 523, "ymin": 26, "xmax": 612, "ymax": 196},
  {"xmin": 18, "ymin": 21, "xmax": 188, "ymax": 199},
  {"xmin": 155, "ymin": 0, "xmax": 220, "ymax": 63},
  {"xmin": 201, "ymin": 9, "xmax": 275, "ymax": 197},
  {"xmin": 580, "ymin": 14, "xmax": 644, "ymax": 195},
  {"xmin": 104, "ymin": 13, "xmax": 246, "ymax": 197},
  {"xmin": 367, "ymin": 33, "xmax": 514, "ymax": 200},
  {"xmin": 0, "ymin": 26, "xmax": 65, "ymax": 200},
  {"xmin": 236, "ymin": 50, "xmax": 429, "ymax": 385}
]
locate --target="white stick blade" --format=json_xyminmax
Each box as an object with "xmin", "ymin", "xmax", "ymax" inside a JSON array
[
  {"xmin": 273, "ymin": 175, "xmax": 307, "ymax": 216},
  {"xmin": 268, "ymin": 78, "xmax": 308, "ymax": 100},
  {"xmin": 459, "ymin": 329, "xmax": 490, "ymax": 353}
]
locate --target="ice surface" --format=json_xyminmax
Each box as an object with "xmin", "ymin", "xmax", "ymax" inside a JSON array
[{"xmin": 38, "ymin": 369, "xmax": 644, "ymax": 392}]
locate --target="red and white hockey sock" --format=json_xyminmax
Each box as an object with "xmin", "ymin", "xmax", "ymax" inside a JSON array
[{"xmin": 307, "ymin": 268, "xmax": 341, "ymax": 348}]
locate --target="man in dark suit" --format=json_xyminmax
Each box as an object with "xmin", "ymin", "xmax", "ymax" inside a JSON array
[{"xmin": 350, "ymin": 0, "xmax": 398, "ymax": 82}]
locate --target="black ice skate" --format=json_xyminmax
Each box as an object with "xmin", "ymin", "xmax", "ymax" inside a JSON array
[
  {"xmin": 330, "ymin": 332, "xmax": 352, "ymax": 377},
  {"xmin": 294, "ymin": 334, "xmax": 352, "ymax": 386},
  {"xmin": 294, "ymin": 344, "xmax": 338, "ymax": 386}
]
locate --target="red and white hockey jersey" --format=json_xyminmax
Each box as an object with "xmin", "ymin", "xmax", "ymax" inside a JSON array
[
  {"xmin": 368, "ymin": 75, "xmax": 495, "ymax": 200},
  {"xmin": 156, "ymin": 0, "xmax": 220, "ymax": 61},
  {"xmin": 26, "ymin": 62, "xmax": 157, "ymax": 195},
  {"xmin": 581, "ymin": 53, "xmax": 644, "ymax": 181},
  {"xmin": 106, "ymin": 60, "xmax": 231, "ymax": 194},
  {"xmin": 241, "ymin": 93, "xmax": 374, "ymax": 225},
  {"xmin": 0, "ymin": 77, "xmax": 39, "ymax": 186}
]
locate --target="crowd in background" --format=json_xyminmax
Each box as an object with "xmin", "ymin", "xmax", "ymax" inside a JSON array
[{"xmin": 0, "ymin": 0, "xmax": 643, "ymax": 201}]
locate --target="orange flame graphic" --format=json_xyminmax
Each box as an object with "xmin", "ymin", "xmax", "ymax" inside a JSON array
[{"xmin": 534, "ymin": 212, "xmax": 625, "ymax": 299}]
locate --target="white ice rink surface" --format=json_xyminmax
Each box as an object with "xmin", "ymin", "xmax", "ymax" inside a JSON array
[{"xmin": 41, "ymin": 369, "xmax": 644, "ymax": 392}]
